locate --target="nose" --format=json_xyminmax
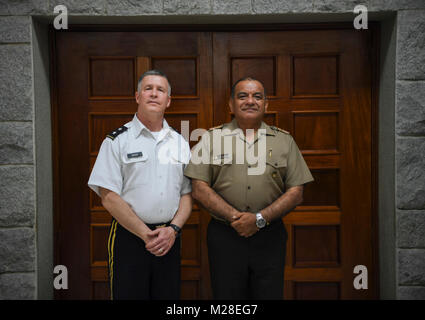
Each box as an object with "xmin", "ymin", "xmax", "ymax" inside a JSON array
[
  {"xmin": 246, "ymin": 94, "xmax": 255, "ymax": 105},
  {"xmin": 150, "ymin": 87, "xmax": 158, "ymax": 97}
]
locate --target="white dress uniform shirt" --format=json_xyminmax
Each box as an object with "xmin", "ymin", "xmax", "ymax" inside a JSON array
[{"xmin": 88, "ymin": 114, "xmax": 192, "ymax": 224}]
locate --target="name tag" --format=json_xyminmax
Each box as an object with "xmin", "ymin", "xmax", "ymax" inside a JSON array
[
  {"xmin": 213, "ymin": 153, "xmax": 230, "ymax": 161},
  {"xmin": 127, "ymin": 152, "xmax": 143, "ymax": 159}
]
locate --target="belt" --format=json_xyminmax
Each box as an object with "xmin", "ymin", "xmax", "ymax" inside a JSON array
[{"xmin": 145, "ymin": 221, "xmax": 172, "ymax": 230}]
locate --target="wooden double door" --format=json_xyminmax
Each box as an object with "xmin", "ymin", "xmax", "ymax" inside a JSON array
[{"xmin": 53, "ymin": 26, "xmax": 378, "ymax": 299}]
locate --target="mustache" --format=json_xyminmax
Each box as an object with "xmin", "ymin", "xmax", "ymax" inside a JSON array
[{"xmin": 241, "ymin": 106, "xmax": 259, "ymax": 110}]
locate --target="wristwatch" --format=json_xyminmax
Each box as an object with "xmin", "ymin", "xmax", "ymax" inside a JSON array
[
  {"xmin": 255, "ymin": 213, "xmax": 267, "ymax": 229},
  {"xmin": 169, "ymin": 224, "xmax": 182, "ymax": 237}
]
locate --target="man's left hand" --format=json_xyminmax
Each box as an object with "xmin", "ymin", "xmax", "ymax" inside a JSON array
[
  {"xmin": 145, "ymin": 226, "xmax": 176, "ymax": 257},
  {"xmin": 231, "ymin": 212, "xmax": 258, "ymax": 238}
]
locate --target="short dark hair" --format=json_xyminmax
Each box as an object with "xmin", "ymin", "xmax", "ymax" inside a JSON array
[
  {"xmin": 230, "ymin": 77, "xmax": 267, "ymax": 100},
  {"xmin": 137, "ymin": 69, "xmax": 171, "ymax": 96}
]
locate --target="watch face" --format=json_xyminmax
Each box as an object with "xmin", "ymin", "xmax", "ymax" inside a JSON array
[{"xmin": 256, "ymin": 218, "xmax": 266, "ymax": 228}]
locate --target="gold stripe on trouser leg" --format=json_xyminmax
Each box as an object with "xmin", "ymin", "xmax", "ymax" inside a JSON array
[{"xmin": 107, "ymin": 219, "xmax": 117, "ymax": 300}]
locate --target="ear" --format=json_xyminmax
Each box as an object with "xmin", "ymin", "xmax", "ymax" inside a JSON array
[
  {"xmin": 228, "ymin": 98, "xmax": 234, "ymax": 113},
  {"xmin": 166, "ymin": 95, "xmax": 171, "ymax": 109},
  {"xmin": 135, "ymin": 91, "xmax": 140, "ymax": 104},
  {"xmin": 264, "ymin": 100, "xmax": 269, "ymax": 112}
]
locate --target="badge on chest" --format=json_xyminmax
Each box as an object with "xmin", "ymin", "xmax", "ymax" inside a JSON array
[{"xmin": 127, "ymin": 152, "xmax": 143, "ymax": 159}]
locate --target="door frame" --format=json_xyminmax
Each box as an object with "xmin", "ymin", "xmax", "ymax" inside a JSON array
[{"xmin": 49, "ymin": 22, "xmax": 380, "ymax": 299}]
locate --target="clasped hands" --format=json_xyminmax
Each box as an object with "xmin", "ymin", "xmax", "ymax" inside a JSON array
[
  {"xmin": 230, "ymin": 212, "xmax": 259, "ymax": 238},
  {"xmin": 144, "ymin": 226, "xmax": 176, "ymax": 257}
]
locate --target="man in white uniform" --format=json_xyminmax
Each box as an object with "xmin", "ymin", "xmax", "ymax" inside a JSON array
[{"xmin": 88, "ymin": 70, "xmax": 192, "ymax": 300}]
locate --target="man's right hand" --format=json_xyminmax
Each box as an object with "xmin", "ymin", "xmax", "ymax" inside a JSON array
[{"xmin": 230, "ymin": 212, "xmax": 259, "ymax": 238}]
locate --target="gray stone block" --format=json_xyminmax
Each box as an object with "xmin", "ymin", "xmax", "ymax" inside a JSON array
[
  {"xmin": 0, "ymin": 122, "xmax": 33, "ymax": 164},
  {"xmin": 313, "ymin": 0, "xmax": 365, "ymax": 12},
  {"xmin": 398, "ymin": 286, "xmax": 425, "ymax": 300},
  {"xmin": 0, "ymin": 166, "xmax": 34, "ymax": 227},
  {"xmin": 49, "ymin": 0, "xmax": 106, "ymax": 15},
  {"xmin": 0, "ymin": 17, "xmax": 31, "ymax": 43},
  {"xmin": 369, "ymin": 0, "xmax": 425, "ymax": 12},
  {"xmin": 396, "ymin": 81, "xmax": 425, "ymax": 136},
  {"xmin": 106, "ymin": 0, "xmax": 162, "ymax": 15},
  {"xmin": 397, "ymin": 10, "xmax": 425, "ymax": 80},
  {"xmin": 0, "ymin": 272, "xmax": 35, "ymax": 300},
  {"xmin": 0, "ymin": 0, "xmax": 49, "ymax": 15},
  {"xmin": 398, "ymin": 249, "xmax": 425, "ymax": 285},
  {"xmin": 253, "ymin": 0, "xmax": 312, "ymax": 13},
  {"xmin": 0, "ymin": 45, "xmax": 33, "ymax": 121},
  {"xmin": 213, "ymin": 0, "xmax": 251, "ymax": 14},
  {"xmin": 0, "ymin": 227, "xmax": 35, "ymax": 273},
  {"xmin": 396, "ymin": 138, "xmax": 425, "ymax": 209},
  {"xmin": 164, "ymin": 0, "xmax": 211, "ymax": 14},
  {"xmin": 397, "ymin": 210, "xmax": 425, "ymax": 248}
]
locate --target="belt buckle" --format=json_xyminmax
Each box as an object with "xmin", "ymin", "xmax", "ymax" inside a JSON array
[{"xmin": 155, "ymin": 224, "xmax": 167, "ymax": 229}]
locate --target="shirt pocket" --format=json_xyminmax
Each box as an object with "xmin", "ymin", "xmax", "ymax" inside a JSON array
[
  {"xmin": 121, "ymin": 153, "xmax": 149, "ymax": 186},
  {"xmin": 266, "ymin": 157, "xmax": 287, "ymax": 189},
  {"xmin": 211, "ymin": 161, "xmax": 233, "ymax": 189}
]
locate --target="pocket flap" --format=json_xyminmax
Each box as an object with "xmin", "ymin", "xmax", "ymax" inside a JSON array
[{"xmin": 266, "ymin": 157, "xmax": 287, "ymax": 168}]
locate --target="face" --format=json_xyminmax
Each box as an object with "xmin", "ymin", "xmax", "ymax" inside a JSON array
[
  {"xmin": 135, "ymin": 75, "xmax": 171, "ymax": 115},
  {"xmin": 229, "ymin": 80, "xmax": 268, "ymax": 123}
]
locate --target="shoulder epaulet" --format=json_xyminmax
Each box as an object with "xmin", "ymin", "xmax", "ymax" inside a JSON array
[
  {"xmin": 208, "ymin": 124, "xmax": 224, "ymax": 131},
  {"xmin": 270, "ymin": 126, "xmax": 290, "ymax": 134},
  {"xmin": 106, "ymin": 125, "xmax": 128, "ymax": 140}
]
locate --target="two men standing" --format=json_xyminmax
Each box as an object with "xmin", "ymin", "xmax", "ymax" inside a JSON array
[{"xmin": 88, "ymin": 71, "xmax": 313, "ymax": 300}]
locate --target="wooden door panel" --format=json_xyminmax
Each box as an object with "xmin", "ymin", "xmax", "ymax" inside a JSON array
[
  {"xmin": 151, "ymin": 57, "xmax": 199, "ymax": 97},
  {"xmin": 293, "ymin": 225, "xmax": 340, "ymax": 268},
  {"xmin": 292, "ymin": 111, "xmax": 339, "ymax": 152},
  {"xmin": 89, "ymin": 57, "xmax": 136, "ymax": 98},
  {"xmin": 303, "ymin": 169, "xmax": 340, "ymax": 207},
  {"xmin": 292, "ymin": 54, "xmax": 339, "ymax": 97}
]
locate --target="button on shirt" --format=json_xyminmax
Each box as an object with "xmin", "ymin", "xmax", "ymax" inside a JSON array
[{"xmin": 88, "ymin": 114, "xmax": 192, "ymax": 224}]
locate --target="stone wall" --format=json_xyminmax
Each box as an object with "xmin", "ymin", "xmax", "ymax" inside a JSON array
[
  {"xmin": 0, "ymin": 0, "xmax": 424, "ymax": 299},
  {"xmin": 0, "ymin": 12, "xmax": 35, "ymax": 299},
  {"xmin": 395, "ymin": 9, "xmax": 425, "ymax": 300}
]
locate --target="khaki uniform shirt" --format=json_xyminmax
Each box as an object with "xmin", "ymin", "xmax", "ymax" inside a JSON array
[{"xmin": 184, "ymin": 119, "xmax": 314, "ymax": 216}]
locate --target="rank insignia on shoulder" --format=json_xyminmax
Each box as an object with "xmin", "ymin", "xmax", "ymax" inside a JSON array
[
  {"xmin": 270, "ymin": 126, "xmax": 290, "ymax": 134},
  {"xmin": 106, "ymin": 125, "xmax": 128, "ymax": 140},
  {"xmin": 208, "ymin": 124, "xmax": 224, "ymax": 131}
]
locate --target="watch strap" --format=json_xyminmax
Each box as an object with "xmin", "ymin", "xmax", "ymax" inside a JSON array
[{"xmin": 169, "ymin": 223, "xmax": 181, "ymax": 237}]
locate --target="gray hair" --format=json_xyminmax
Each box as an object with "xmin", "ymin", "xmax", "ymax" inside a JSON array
[{"xmin": 137, "ymin": 69, "xmax": 172, "ymax": 96}]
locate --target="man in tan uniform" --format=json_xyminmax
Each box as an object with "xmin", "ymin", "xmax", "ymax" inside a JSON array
[{"xmin": 184, "ymin": 77, "xmax": 314, "ymax": 299}]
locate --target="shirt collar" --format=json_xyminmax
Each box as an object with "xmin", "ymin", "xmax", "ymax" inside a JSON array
[
  {"xmin": 226, "ymin": 118, "xmax": 276, "ymax": 137},
  {"xmin": 131, "ymin": 113, "xmax": 171, "ymax": 139}
]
